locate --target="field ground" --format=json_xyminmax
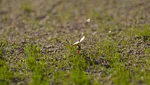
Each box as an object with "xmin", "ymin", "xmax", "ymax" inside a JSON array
[{"xmin": 0, "ymin": 0, "xmax": 150, "ymax": 85}]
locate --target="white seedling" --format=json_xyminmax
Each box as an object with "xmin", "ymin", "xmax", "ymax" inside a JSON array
[
  {"xmin": 86, "ymin": 19, "xmax": 90, "ymax": 23},
  {"xmin": 73, "ymin": 36, "xmax": 85, "ymax": 46},
  {"xmin": 109, "ymin": 31, "xmax": 111, "ymax": 33},
  {"xmin": 73, "ymin": 36, "xmax": 85, "ymax": 54},
  {"xmin": 80, "ymin": 36, "xmax": 85, "ymax": 42}
]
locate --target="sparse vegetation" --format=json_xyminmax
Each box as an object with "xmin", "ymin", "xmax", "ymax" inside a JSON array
[{"xmin": 0, "ymin": 0, "xmax": 150, "ymax": 85}]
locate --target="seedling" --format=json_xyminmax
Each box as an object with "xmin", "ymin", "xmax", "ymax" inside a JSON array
[
  {"xmin": 86, "ymin": 19, "xmax": 90, "ymax": 23},
  {"xmin": 72, "ymin": 36, "xmax": 85, "ymax": 54},
  {"xmin": 109, "ymin": 31, "xmax": 111, "ymax": 33}
]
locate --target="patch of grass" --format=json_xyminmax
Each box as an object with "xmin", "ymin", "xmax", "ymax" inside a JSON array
[
  {"xmin": 24, "ymin": 44, "xmax": 49, "ymax": 85},
  {"xmin": 70, "ymin": 70, "xmax": 92, "ymax": 85},
  {"xmin": 23, "ymin": 43, "xmax": 99, "ymax": 85},
  {"xmin": 21, "ymin": 2, "xmax": 33, "ymax": 13},
  {"xmin": 0, "ymin": 65, "xmax": 14, "ymax": 85},
  {"xmin": 0, "ymin": 41, "xmax": 14, "ymax": 85},
  {"xmin": 122, "ymin": 25, "xmax": 150, "ymax": 42}
]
